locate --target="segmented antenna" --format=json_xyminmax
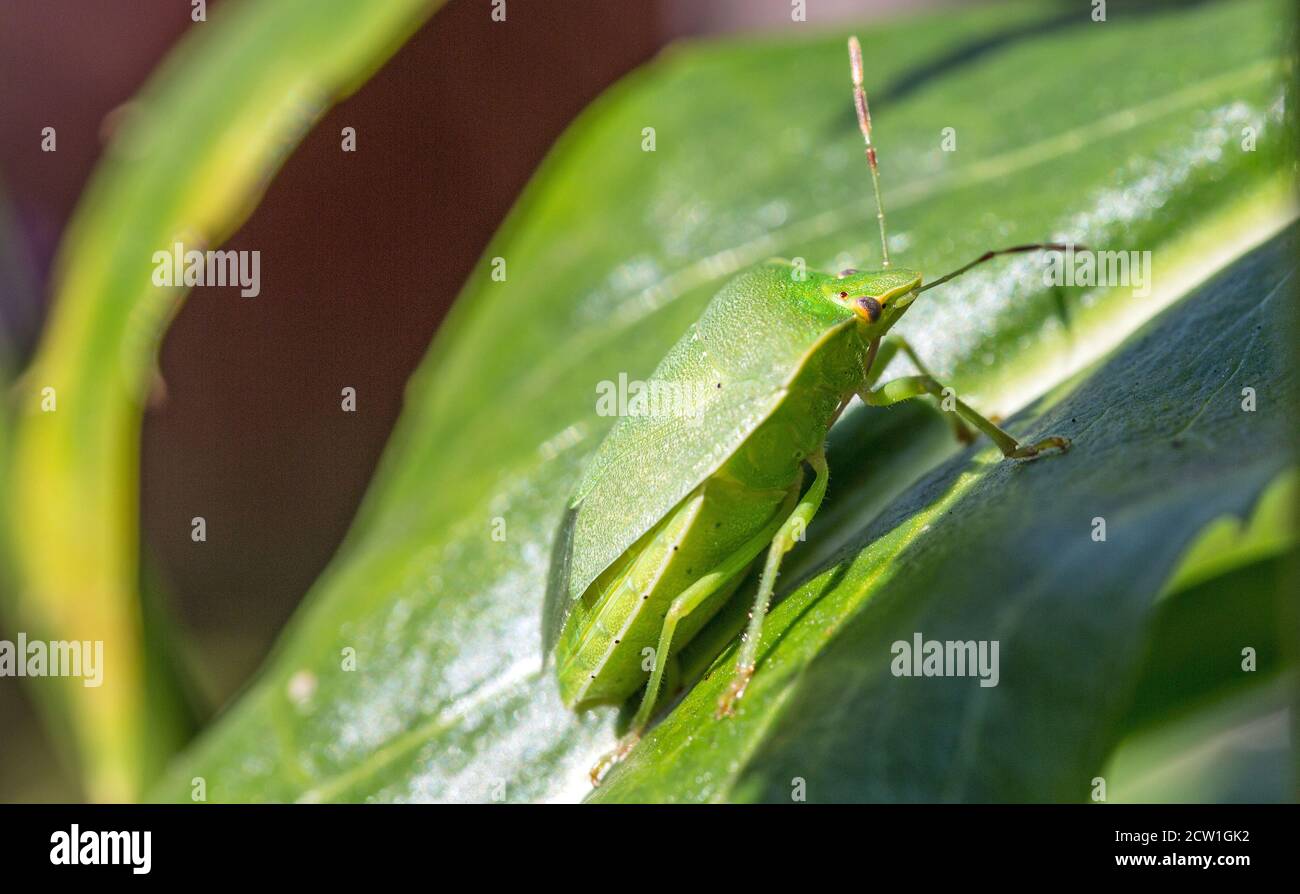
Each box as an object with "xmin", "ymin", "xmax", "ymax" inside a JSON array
[
  {"xmin": 849, "ymin": 35, "xmax": 890, "ymax": 268},
  {"xmin": 919, "ymin": 243, "xmax": 1078, "ymax": 293}
]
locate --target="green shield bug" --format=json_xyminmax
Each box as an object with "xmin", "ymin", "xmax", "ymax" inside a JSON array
[{"xmin": 544, "ymin": 36, "xmax": 1072, "ymax": 784}]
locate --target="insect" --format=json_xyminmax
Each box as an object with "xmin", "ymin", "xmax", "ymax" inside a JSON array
[{"xmin": 543, "ymin": 36, "xmax": 1071, "ymax": 784}]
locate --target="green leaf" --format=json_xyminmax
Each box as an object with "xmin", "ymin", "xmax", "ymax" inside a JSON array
[
  {"xmin": 1103, "ymin": 674, "xmax": 1295, "ymax": 803},
  {"xmin": 153, "ymin": 0, "xmax": 1294, "ymax": 802},
  {"xmin": 1120, "ymin": 474, "xmax": 1296, "ymax": 738},
  {"xmin": 2, "ymin": 0, "xmax": 441, "ymax": 801}
]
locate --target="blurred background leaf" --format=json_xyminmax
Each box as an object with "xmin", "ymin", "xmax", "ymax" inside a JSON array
[
  {"xmin": 148, "ymin": 0, "xmax": 1294, "ymax": 802},
  {"xmin": 1, "ymin": 0, "xmax": 442, "ymax": 801}
]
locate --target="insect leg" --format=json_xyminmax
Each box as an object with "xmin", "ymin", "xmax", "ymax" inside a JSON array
[
  {"xmin": 632, "ymin": 572, "xmax": 743, "ymax": 734},
  {"xmin": 861, "ymin": 375, "xmax": 1069, "ymax": 459},
  {"xmin": 589, "ymin": 497, "xmax": 799, "ymax": 785},
  {"xmin": 865, "ymin": 337, "xmax": 977, "ymax": 444},
  {"xmin": 718, "ymin": 449, "xmax": 830, "ymax": 717}
]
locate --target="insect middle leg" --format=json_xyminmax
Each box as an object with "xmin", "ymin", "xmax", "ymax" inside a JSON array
[
  {"xmin": 718, "ymin": 448, "xmax": 830, "ymax": 716},
  {"xmin": 861, "ymin": 374, "xmax": 1069, "ymax": 459}
]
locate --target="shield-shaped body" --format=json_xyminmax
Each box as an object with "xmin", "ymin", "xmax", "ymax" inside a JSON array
[{"xmin": 544, "ymin": 261, "xmax": 921, "ymax": 710}]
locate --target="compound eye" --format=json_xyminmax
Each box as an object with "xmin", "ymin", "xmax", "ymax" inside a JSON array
[{"xmin": 855, "ymin": 296, "xmax": 882, "ymax": 322}]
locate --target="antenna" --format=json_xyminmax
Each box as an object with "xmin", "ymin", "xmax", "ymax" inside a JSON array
[
  {"xmin": 849, "ymin": 36, "xmax": 890, "ymax": 268},
  {"xmin": 919, "ymin": 243, "xmax": 1078, "ymax": 293}
]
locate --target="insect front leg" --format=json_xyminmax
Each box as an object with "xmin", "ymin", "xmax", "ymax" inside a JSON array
[
  {"xmin": 865, "ymin": 337, "xmax": 977, "ymax": 445},
  {"xmin": 861, "ymin": 375, "xmax": 1069, "ymax": 459},
  {"xmin": 718, "ymin": 449, "xmax": 830, "ymax": 717}
]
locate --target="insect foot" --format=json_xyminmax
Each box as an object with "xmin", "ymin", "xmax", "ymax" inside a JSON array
[
  {"xmin": 1010, "ymin": 435, "xmax": 1071, "ymax": 461},
  {"xmin": 589, "ymin": 731, "xmax": 641, "ymax": 787},
  {"xmin": 716, "ymin": 663, "xmax": 755, "ymax": 718}
]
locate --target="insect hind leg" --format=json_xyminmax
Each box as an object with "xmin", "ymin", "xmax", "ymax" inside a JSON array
[
  {"xmin": 589, "ymin": 488, "xmax": 800, "ymax": 785},
  {"xmin": 719, "ymin": 449, "xmax": 830, "ymax": 717}
]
